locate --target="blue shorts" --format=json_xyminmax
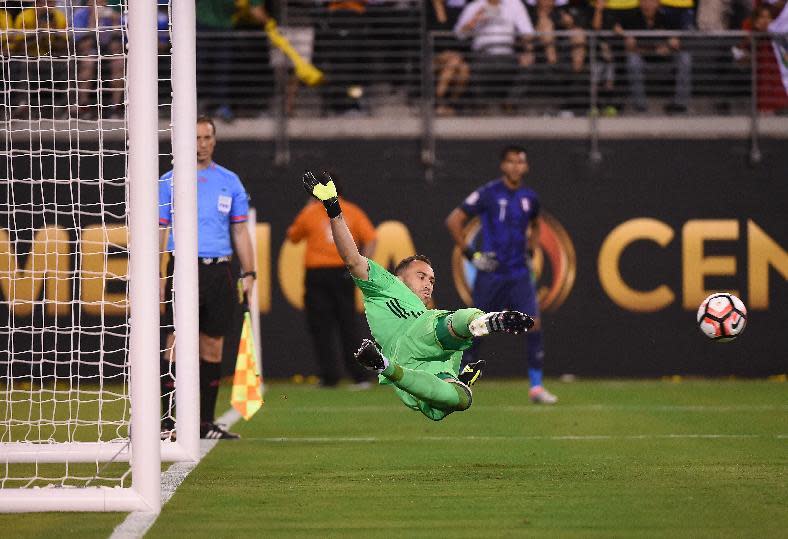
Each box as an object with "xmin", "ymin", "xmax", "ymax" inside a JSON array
[{"xmin": 472, "ymin": 272, "xmax": 540, "ymax": 319}]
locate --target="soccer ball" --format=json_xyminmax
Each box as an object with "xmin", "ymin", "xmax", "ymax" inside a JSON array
[{"xmin": 696, "ymin": 293, "xmax": 747, "ymax": 342}]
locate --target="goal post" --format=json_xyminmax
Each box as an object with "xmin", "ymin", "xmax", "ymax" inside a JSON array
[
  {"xmin": 168, "ymin": 0, "xmax": 200, "ymax": 462},
  {"xmin": 125, "ymin": 0, "xmax": 163, "ymax": 512},
  {"xmin": 0, "ymin": 0, "xmax": 199, "ymax": 512}
]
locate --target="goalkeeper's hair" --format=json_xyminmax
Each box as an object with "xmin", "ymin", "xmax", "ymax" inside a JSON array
[{"xmin": 394, "ymin": 255, "xmax": 432, "ymax": 276}]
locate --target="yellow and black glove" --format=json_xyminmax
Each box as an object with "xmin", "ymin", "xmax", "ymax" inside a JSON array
[{"xmin": 302, "ymin": 170, "xmax": 341, "ymax": 218}]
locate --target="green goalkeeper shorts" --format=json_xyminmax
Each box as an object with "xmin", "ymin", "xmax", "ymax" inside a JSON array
[{"xmin": 380, "ymin": 310, "xmax": 464, "ymax": 384}]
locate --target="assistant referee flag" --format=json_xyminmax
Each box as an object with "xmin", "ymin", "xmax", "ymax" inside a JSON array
[{"xmin": 231, "ymin": 312, "xmax": 264, "ymax": 420}]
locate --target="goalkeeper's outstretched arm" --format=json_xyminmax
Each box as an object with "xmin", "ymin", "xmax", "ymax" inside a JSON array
[{"xmin": 302, "ymin": 170, "xmax": 369, "ymax": 280}]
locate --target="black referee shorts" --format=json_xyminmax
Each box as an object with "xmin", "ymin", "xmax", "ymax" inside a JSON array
[{"xmin": 163, "ymin": 257, "xmax": 237, "ymax": 338}]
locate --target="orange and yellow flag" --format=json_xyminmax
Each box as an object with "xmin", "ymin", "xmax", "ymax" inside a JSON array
[{"xmin": 231, "ymin": 312, "xmax": 264, "ymax": 420}]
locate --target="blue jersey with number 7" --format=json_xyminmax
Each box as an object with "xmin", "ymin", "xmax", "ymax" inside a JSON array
[{"xmin": 460, "ymin": 178, "xmax": 540, "ymax": 277}]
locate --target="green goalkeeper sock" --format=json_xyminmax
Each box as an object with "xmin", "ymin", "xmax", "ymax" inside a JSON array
[
  {"xmin": 448, "ymin": 308, "xmax": 485, "ymax": 338},
  {"xmin": 435, "ymin": 308, "xmax": 484, "ymax": 350},
  {"xmin": 382, "ymin": 364, "xmax": 470, "ymax": 410}
]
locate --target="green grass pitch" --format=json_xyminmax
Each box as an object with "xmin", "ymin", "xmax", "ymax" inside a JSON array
[{"xmin": 2, "ymin": 379, "xmax": 787, "ymax": 538}]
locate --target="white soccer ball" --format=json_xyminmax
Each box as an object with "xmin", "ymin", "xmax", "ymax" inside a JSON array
[{"xmin": 696, "ymin": 293, "xmax": 747, "ymax": 342}]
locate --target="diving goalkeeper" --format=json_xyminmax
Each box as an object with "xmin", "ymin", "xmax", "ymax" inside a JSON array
[{"xmin": 302, "ymin": 171, "xmax": 534, "ymax": 421}]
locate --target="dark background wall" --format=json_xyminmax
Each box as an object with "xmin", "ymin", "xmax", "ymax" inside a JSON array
[
  {"xmin": 1, "ymin": 137, "xmax": 786, "ymax": 380},
  {"xmin": 217, "ymin": 138, "xmax": 787, "ymax": 379}
]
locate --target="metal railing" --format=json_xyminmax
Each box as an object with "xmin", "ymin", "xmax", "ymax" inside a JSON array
[
  {"xmin": 192, "ymin": 29, "xmax": 786, "ymax": 116},
  {"xmin": 1, "ymin": 9, "xmax": 785, "ymax": 165},
  {"xmin": 189, "ymin": 26, "xmax": 786, "ymax": 162}
]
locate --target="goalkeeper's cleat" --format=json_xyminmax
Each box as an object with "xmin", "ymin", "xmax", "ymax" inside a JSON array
[
  {"xmin": 353, "ymin": 339, "xmax": 389, "ymax": 373},
  {"xmin": 529, "ymin": 386, "xmax": 558, "ymax": 405},
  {"xmin": 200, "ymin": 421, "xmax": 241, "ymax": 440},
  {"xmin": 458, "ymin": 360, "xmax": 486, "ymax": 386},
  {"xmin": 469, "ymin": 310, "xmax": 534, "ymax": 337}
]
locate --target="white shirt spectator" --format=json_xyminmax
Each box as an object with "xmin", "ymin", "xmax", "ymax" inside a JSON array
[
  {"xmin": 454, "ymin": 0, "xmax": 534, "ymax": 55},
  {"xmin": 770, "ymin": 1, "xmax": 788, "ymax": 93},
  {"xmin": 522, "ymin": 0, "xmax": 569, "ymax": 6}
]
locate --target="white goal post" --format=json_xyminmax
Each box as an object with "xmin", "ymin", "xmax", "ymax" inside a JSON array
[{"xmin": 0, "ymin": 0, "xmax": 199, "ymax": 512}]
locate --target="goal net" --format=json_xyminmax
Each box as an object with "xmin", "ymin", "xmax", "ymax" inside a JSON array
[{"xmin": 0, "ymin": 0, "xmax": 197, "ymax": 512}]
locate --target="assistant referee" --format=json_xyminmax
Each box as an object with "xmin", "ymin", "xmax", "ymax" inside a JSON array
[{"xmin": 158, "ymin": 116, "xmax": 256, "ymax": 440}]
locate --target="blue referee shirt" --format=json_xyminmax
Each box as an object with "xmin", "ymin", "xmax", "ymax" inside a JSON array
[
  {"xmin": 460, "ymin": 178, "xmax": 540, "ymax": 277},
  {"xmin": 158, "ymin": 162, "xmax": 249, "ymax": 257}
]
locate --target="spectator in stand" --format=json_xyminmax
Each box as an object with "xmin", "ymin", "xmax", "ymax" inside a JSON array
[
  {"xmin": 233, "ymin": 0, "xmax": 274, "ymax": 118},
  {"xmin": 560, "ymin": 6, "xmax": 589, "ymax": 73},
  {"xmin": 620, "ymin": 0, "xmax": 692, "ymax": 113},
  {"xmin": 0, "ymin": 10, "xmax": 10, "ymax": 54},
  {"xmin": 12, "ymin": 0, "xmax": 68, "ymax": 119},
  {"xmin": 734, "ymin": 4, "xmax": 788, "ymax": 113},
  {"xmin": 286, "ymin": 174, "xmax": 377, "ymax": 389},
  {"xmin": 196, "ymin": 0, "xmax": 270, "ymax": 122},
  {"xmin": 658, "ymin": 0, "xmax": 695, "ymax": 30},
  {"xmin": 771, "ymin": 1, "xmax": 788, "ymax": 71},
  {"xmin": 429, "ymin": 0, "xmax": 471, "ymax": 115},
  {"xmin": 534, "ymin": 0, "xmax": 564, "ymax": 69},
  {"xmin": 314, "ymin": 1, "xmax": 373, "ymax": 115},
  {"xmin": 0, "ymin": 8, "xmax": 10, "ymax": 121},
  {"xmin": 591, "ymin": 0, "xmax": 641, "ymax": 29},
  {"xmin": 517, "ymin": 0, "xmax": 588, "ymax": 114},
  {"xmin": 365, "ymin": 0, "xmax": 422, "ymax": 95},
  {"xmin": 454, "ymin": 0, "xmax": 535, "ymax": 111},
  {"xmin": 0, "ymin": 8, "xmax": 10, "ymax": 43},
  {"xmin": 697, "ymin": 0, "xmax": 751, "ymax": 30},
  {"xmin": 70, "ymin": 0, "xmax": 124, "ymax": 119},
  {"xmin": 697, "ymin": 0, "xmax": 751, "ymax": 113},
  {"xmin": 13, "ymin": 1, "xmax": 67, "ymax": 58},
  {"xmin": 591, "ymin": 0, "xmax": 643, "ymax": 115},
  {"xmin": 770, "ymin": 1, "xmax": 788, "ymax": 100}
]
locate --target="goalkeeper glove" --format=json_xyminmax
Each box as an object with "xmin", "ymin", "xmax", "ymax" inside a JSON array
[
  {"xmin": 302, "ymin": 170, "xmax": 341, "ymax": 218},
  {"xmin": 463, "ymin": 248, "xmax": 499, "ymax": 272}
]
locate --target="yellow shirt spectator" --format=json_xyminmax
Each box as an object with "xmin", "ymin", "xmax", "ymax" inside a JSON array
[
  {"xmin": 0, "ymin": 9, "xmax": 11, "ymax": 57},
  {"xmin": 660, "ymin": 0, "xmax": 693, "ymax": 8},
  {"xmin": 602, "ymin": 0, "xmax": 639, "ymax": 10},
  {"xmin": 14, "ymin": 6, "xmax": 67, "ymax": 57}
]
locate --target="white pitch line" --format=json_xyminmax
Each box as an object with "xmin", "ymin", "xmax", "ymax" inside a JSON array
[
  {"xmin": 245, "ymin": 433, "xmax": 784, "ymax": 443},
  {"xmin": 108, "ymin": 408, "xmax": 241, "ymax": 539},
  {"xmin": 272, "ymin": 404, "xmax": 788, "ymax": 413}
]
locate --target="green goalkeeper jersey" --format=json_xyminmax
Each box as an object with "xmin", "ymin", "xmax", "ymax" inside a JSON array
[{"xmin": 353, "ymin": 259, "xmax": 462, "ymax": 382}]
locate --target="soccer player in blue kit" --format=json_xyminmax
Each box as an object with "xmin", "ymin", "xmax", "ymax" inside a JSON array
[
  {"xmin": 446, "ymin": 145, "xmax": 558, "ymax": 404},
  {"xmin": 159, "ymin": 116, "xmax": 257, "ymax": 439}
]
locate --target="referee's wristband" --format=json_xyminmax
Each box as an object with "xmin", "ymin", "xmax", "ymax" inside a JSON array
[{"xmin": 240, "ymin": 271, "xmax": 256, "ymax": 280}]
